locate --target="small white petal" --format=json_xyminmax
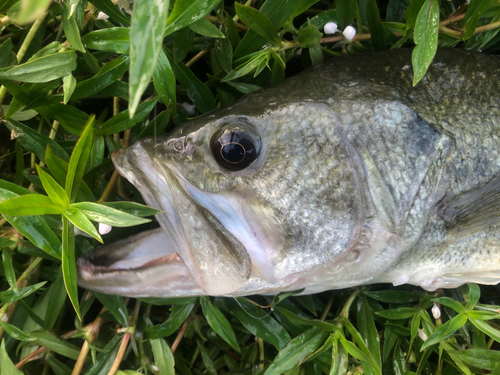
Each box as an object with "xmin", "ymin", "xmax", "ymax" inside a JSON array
[
  {"xmin": 392, "ymin": 273, "xmax": 409, "ymax": 286},
  {"xmin": 324, "ymin": 22, "xmax": 338, "ymax": 35},
  {"xmin": 180, "ymin": 102, "xmax": 197, "ymax": 116},
  {"xmin": 99, "ymin": 223, "xmax": 112, "ymax": 235},
  {"xmin": 343, "ymin": 26, "xmax": 356, "ymax": 41},
  {"xmin": 432, "ymin": 302, "xmax": 441, "ymax": 320},
  {"xmin": 96, "ymin": 12, "xmax": 109, "ymax": 21},
  {"xmin": 417, "ymin": 329, "xmax": 428, "ymax": 342}
]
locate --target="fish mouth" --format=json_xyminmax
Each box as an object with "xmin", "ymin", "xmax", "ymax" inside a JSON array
[{"xmin": 77, "ymin": 139, "xmax": 252, "ymax": 297}]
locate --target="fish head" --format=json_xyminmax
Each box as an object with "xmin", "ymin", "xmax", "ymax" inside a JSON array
[{"xmin": 77, "ymin": 91, "xmax": 374, "ymax": 297}]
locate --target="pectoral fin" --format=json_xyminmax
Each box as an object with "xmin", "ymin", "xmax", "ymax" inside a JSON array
[{"xmin": 438, "ymin": 176, "xmax": 500, "ymax": 237}]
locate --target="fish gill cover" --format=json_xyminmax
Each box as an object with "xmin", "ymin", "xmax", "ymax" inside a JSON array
[{"xmin": 1, "ymin": 0, "xmax": 500, "ymax": 374}]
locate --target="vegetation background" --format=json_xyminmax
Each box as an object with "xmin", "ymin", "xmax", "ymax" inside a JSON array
[{"xmin": 1, "ymin": 0, "xmax": 500, "ymax": 374}]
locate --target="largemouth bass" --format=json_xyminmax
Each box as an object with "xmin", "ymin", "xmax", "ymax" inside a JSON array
[{"xmin": 77, "ymin": 49, "xmax": 500, "ymax": 297}]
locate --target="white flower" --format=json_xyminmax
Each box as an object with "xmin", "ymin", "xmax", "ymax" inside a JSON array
[
  {"xmin": 99, "ymin": 223, "xmax": 112, "ymax": 235},
  {"xmin": 343, "ymin": 26, "xmax": 356, "ymax": 41},
  {"xmin": 324, "ymin": 22, "xmax": 338, "ymax": 35},
  {"xmin": 432, "ymin": 302, "xmax": 441, "ymax": 320}
]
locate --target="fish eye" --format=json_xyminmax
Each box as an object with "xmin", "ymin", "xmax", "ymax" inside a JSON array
[{"xmin": 211, "ymin": 127, "xmax": 260, "ymax": 171}]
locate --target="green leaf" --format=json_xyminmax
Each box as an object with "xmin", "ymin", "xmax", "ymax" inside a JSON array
[
  {"xmin": 0, "ymin": 194, "xmax": 63, "ymax": 215},
  {"xmin": 234, "ymin": 0, "xmax": 301, "ymax": 59},
  {"xmin": 235, "ymin": 3, "xmax": 281, "ymax": 47},
  {"xmin": 226, "ymin": 298, "xmax": 291, "ymax": 350},
  {"xmin": 164, "ymin": 0, "xmax": 222, "ymax": 37},
  {"xmin": 59, "ymin": 2, "xmax": 85, "ymax": 52},
  {"xmin": 164, "ymin": 48, "xmax": 216, "ymax": 113},
  {"xmin": 469, "ymin": 318, "xmax": 500, "ymax": 344},
  {"xmin": 36, "ymin": 165, "xmax": 69, "ymax": 209},
  {"xmin": 100, "ymin": 201, "xmax": 162, "ymax": 217},
  {"xmin": 0, "ymin": 51, "xmax": 77, "ymax": 83},
  {"xmin": 95, "ymin": 293, "xmax": 129, "ymax": 326},
  {"xmin": 0, "ymin": 187, "xmax": 61, "ymax": 259},
  {"xmin": 71, "ymin": 55, "xmax": 129, "ymax": 101},
  {"xmin": 0, "ymin": 38, "xmax": 16, "ymax": 69},
  {"xmin": 421, "ymin": 313, "xmax": 468, "ymax": 350},
  {"xmin": 265, "ymin": 326, "xmax": 328, "ymax": 374},
  {"xmin": 62, "ymin": 74, "xmax": 76, "ymax": 104},
  {"xmin": 411, "ymin": 0, "xmax": 439, "ymax": 86},
  {"xmin": 297, "ymin": 23, "xmax": 322, "ymax": 48},
  {"xmin": 432, "ymin": 297, "xmax": 466, "ymax": 313},
  {"xmin": 462, "ymin": 0, "xmax": 496, "ymax": 38},
  {"xmin": 153, "ymin": 50, "xmax": 177, "ymax": 111},
  {"xmin": 64, "ymin": 207, "xmax": 102, "ymax": 242},
  {"xmin": 82, "ymin": 27, "xmax": 130, "ymax": 53},
  {"xmin": 84, "ymin": 333, "xmax": 123, "ymax": 375},
  {"xmin": 331, "ymin": 337, "xmax": 348, "ymax": 375},
  {"xmin": 70, "ymin": 202, "xmax": 151, "ymax": 227},
  {"xmin": 90, "ymin": 0, "xmax": 131, "ymax": 26},
  {"xmin": 65, "ymin": 116, "xmax": 94, "ymax": 202},
  {"xmin": 0, "ymin": 339, "xmax": 23, "ymax": 375},
  {"xmin": 98, "ymin": 97, "xmax": 158, "ymax": 135},
  {"xmin": 129, "ymin": 0, "xmax": 170, "ymax": 117},
  {"xmin": 62, "ymin": 217, "xmax": 81, "ymax": 320},
  {"xmin": 0, "ymin": 321, "xmax": 35, "ymax": 342},
  {"xmin": 365, "ymin": 0, "xmax": 387, "ymax": 50},
  {"xmin": 15, "ymin": 0, "xmax": 50, "ymax": 25},
  {"xmin": 364, "ymin": 290, "xmax": 422, "ymax": 304},
  {"xmin": 2, "ymin": 250, "xmax": 17, "ymax": 291},
  {"xmin": 144, "ymin": 302, "xmax": 195, "ymax": 339},
  {"xmin": 0, "ymin": 281, "xmax": 47, "ymax": 303},
  {"xmin": 357, "ymin": 296, "xmax": 381, "ymax": 372},
  {"xmin": 150, "ymin": 338, "xmax": 175, "ymax": 375},
  {"xmin": 189, "ymin": 17, "xmax": 225, "ymax": 38},
  {"xmin": 375, "ymin": 307, "xmax": 419, "ymax": 320},
  {"xmin": 30, "ymin": 331, "xmax": 80, "ymax": 360},
  {"xmin": 5, "ymin": 118, "xmax": 69, "ymax": 162},
  {"xmin": 335, "ymin": 0, "xmax": 357, "ymax": 30},
  {"xmin": 447, "ymin": 349, "xmax": 500, "ymax": 371},
  {"xmin": 466, "ymin": 283, "xmax": 481, "ymax": 309},
  {"xmin": 200, "ymin": 296, "xmax": 240, "ymax": 353}
]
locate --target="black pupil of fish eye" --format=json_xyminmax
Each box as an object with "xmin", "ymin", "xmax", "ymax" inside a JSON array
[
  {"xmin": 211, "ymin": 129, "xmax": 259, "ymax": 171},
  {"xmin": 221, "ymin": 142, "xmax": 245, "ymax": 164}
]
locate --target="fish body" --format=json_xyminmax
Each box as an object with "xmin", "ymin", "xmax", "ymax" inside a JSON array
[{"xmin": 77, "ymin": 49, "xmax": 500, "ymax": 297}]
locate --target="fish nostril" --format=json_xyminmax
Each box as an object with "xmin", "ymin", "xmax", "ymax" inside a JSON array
[{"xmin": 173, "ymin": 140, "xmax": 183, "ymax": 151}]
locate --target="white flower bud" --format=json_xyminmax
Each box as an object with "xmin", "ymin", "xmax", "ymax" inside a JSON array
[
  {"xmin": 324, "ymin": 22, "xmax": 338, "ymax": 35},
  {"xmin": 96, "ymin": 12, "xmax": 109, "ymax": 21},
  {"xmin": 432, "ymin": 302, "xmax": 441, "ymax": 320},
  {"xmin": 343, "ymin": 26, "xmax": 356, "ymax": 41},
  {"xmin": 99, "ymin": 223, "xmax": 112, "ymax": 235},
  {"xmin": 417, "ymin": 329, "xmax": 428, "ymax": 342}
]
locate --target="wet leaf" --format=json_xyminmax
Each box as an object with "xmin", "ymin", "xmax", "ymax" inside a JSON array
[
  {"xmin": 189, "ymin": 17, "xmax": 225, "ymax": 38},
  {"xmin": 375, "ymin": 307, "xmax": 419, "ymax": 320},
  {"xmin": 0, "ymin": 51, "xmax": 77, "ymax": 83},
  {"xmin": 0, "ymin": 339, "xmax": 23, "ymax": 375},
  {"xmin": 411, "ymin": 0, "xmax": 439, "ymax": 85},
  {"xmin": 71, "ymin": 202, "xmax": 151, "ymax": 226},
  {"xmin": 235, "ymin": 3, "xmax": 281, "ymax": 47},
  {"xmin": 201, "ymin": 296, "xmax": 240, "ymax": 353},
  {"xmin": 0, "ymin": 281, "xmax": 47, "ymax": 303},
  {"xmin": 265, "ymin": 326, "xmax": 328, "ymax": 374},
  {"xmin": 128, "ymin": 0, "xmax": 169, "ymax": 117},
  {"xmin": 150, "ymin": 338, "xmax": 175, "ymax": 375},
  {"xmin": 95, "ymin": 293, "xmax": 129, "ymax": 326},
  {"xmin": 82, "ymin": 27, "xmax": 130, "ymax": 53},
  {"xmin": 421, "ymin": 313, "xmax": 468, "ymax": 350},
  {"xmin": 62, "ymin": 74, "xmax": 76, "ymax": 104},
  {"xmin": 357, "ymin": 296, "xmax": 381, "ymax": 372},
  {"xmin": 62, "ymin": 217, "xmax": 80, "ymax": 320},
  {"xmin": 98, "ymin": 97, "xmax": 158, "ymax": 135},
  {"xmin": 447, "ymin": 349, "xmax": 500, "ymax": 371},
  {"xmin": 145, "ymin": 302, "xmax": 195, "ymax": 339},
  {"xmin": 164, "ymin": 0, "xmax": 222, "ymax": 37},
  {"xmin": 153, "ymin": 50, "xmax": 176, "ymax": 111},
  {"xmin": 59, "ymin": 2, "xmax": 85, "ymax": 52},
  {"xmin": 65, "ymin": 116, "xmax": 94, "ymax": 202},
  {"xmin": 64, "ymin": 207, "xmax": 102, "ymax": 242}
]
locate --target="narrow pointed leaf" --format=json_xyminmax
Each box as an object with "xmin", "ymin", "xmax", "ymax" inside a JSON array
[
  {"xmin": 62, "ymin": 74, "xmax": 76, "ymax": 104},
  {"xmin": 65, "ymin": 116, "xmax": 94, "ymax": 202},
  {"xmin": 0, "ymin": 281, "xmax": 47, "ymax": 303},
  {"xmin": 82, "ymin": 27, "xmax": 130, "ymax": 53},
  {"xmin": 0, "ymin": 339, "xmax": 23, "ymax": 375},
  {"xmin": 70, "ymin": 202, "xmax": 151, "ymax": 226},
  {"xmin": 153, "ymin": 50, "xmax": 176, "ymax": 111},
  {"xmin": 59, "ymin": 2, "xmax": 85, "ymax": 52},
  {"xmin": 0, "ymin": 194, "xmax": 63, "ymax": 215},
  {"xmin": 164, "ymin": 0, "xmax": 222, "ymax": 37},
  {"xmin": 36, "ymin": 165, "xmax": 69, "ymax": 208},
  {"xmin": 150, "ymin": 338, "xmax": 175, "ymax": 375},
  {"xmin": 201, "ymin": 297, "xmax": 240, "ymax": 353},
  {"xmin": 64, "ymin": 208, "xmax": 102, "ymax": 242},
  {"xmin": 0, "ymin": 51, "xmax": 77, "ymax": 83},
  {"xmin": 129, "ymin": 0, "xmax": 169, "ymax": 117},
  {"xmin": 62, "ymin": 217, "xmax": 81, "ymax": 320},
  {"xmin": 235, "ymin": 3, "xmax": 281, "ymax": 46}
]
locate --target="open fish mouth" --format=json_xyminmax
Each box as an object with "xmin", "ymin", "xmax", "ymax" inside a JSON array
[{"xmin": 77, "ymin": 139, "xmax": 253, "ymax": 297}]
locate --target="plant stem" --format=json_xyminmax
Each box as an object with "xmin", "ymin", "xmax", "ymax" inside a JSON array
[
  {"xmin": 72, "ymin": 308, "xmax": 106, "ymax": 375},
  {"xmin": 339, "ymin": 288, "xmax": 362, "ymax": 319},
  {"xmin": 107, "ymin": 332, "xmax": 131, "ymax": 375},
  {"xmin": 320, "ymin": 293, "xmax": 335, "ymax": 321}
]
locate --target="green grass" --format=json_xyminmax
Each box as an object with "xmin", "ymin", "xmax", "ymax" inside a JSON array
[{"xmin": 1, "ymin": 0, "xmax": 500, "ymax": 374}]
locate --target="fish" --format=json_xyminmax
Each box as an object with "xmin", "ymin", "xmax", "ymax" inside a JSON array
[{"xmin": 77, "ymin": 48, "xmax": 500, "ymax": 298}]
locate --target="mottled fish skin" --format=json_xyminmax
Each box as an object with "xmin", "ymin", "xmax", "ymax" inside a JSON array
[{"xmin": 77, "ymin": 49, "xmax": 500, "ymax": 297}]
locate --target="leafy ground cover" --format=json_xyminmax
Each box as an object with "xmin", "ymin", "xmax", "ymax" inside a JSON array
[{"xmin": 1, "ymin": 0, "xmax": 500, "ymax": 374}]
